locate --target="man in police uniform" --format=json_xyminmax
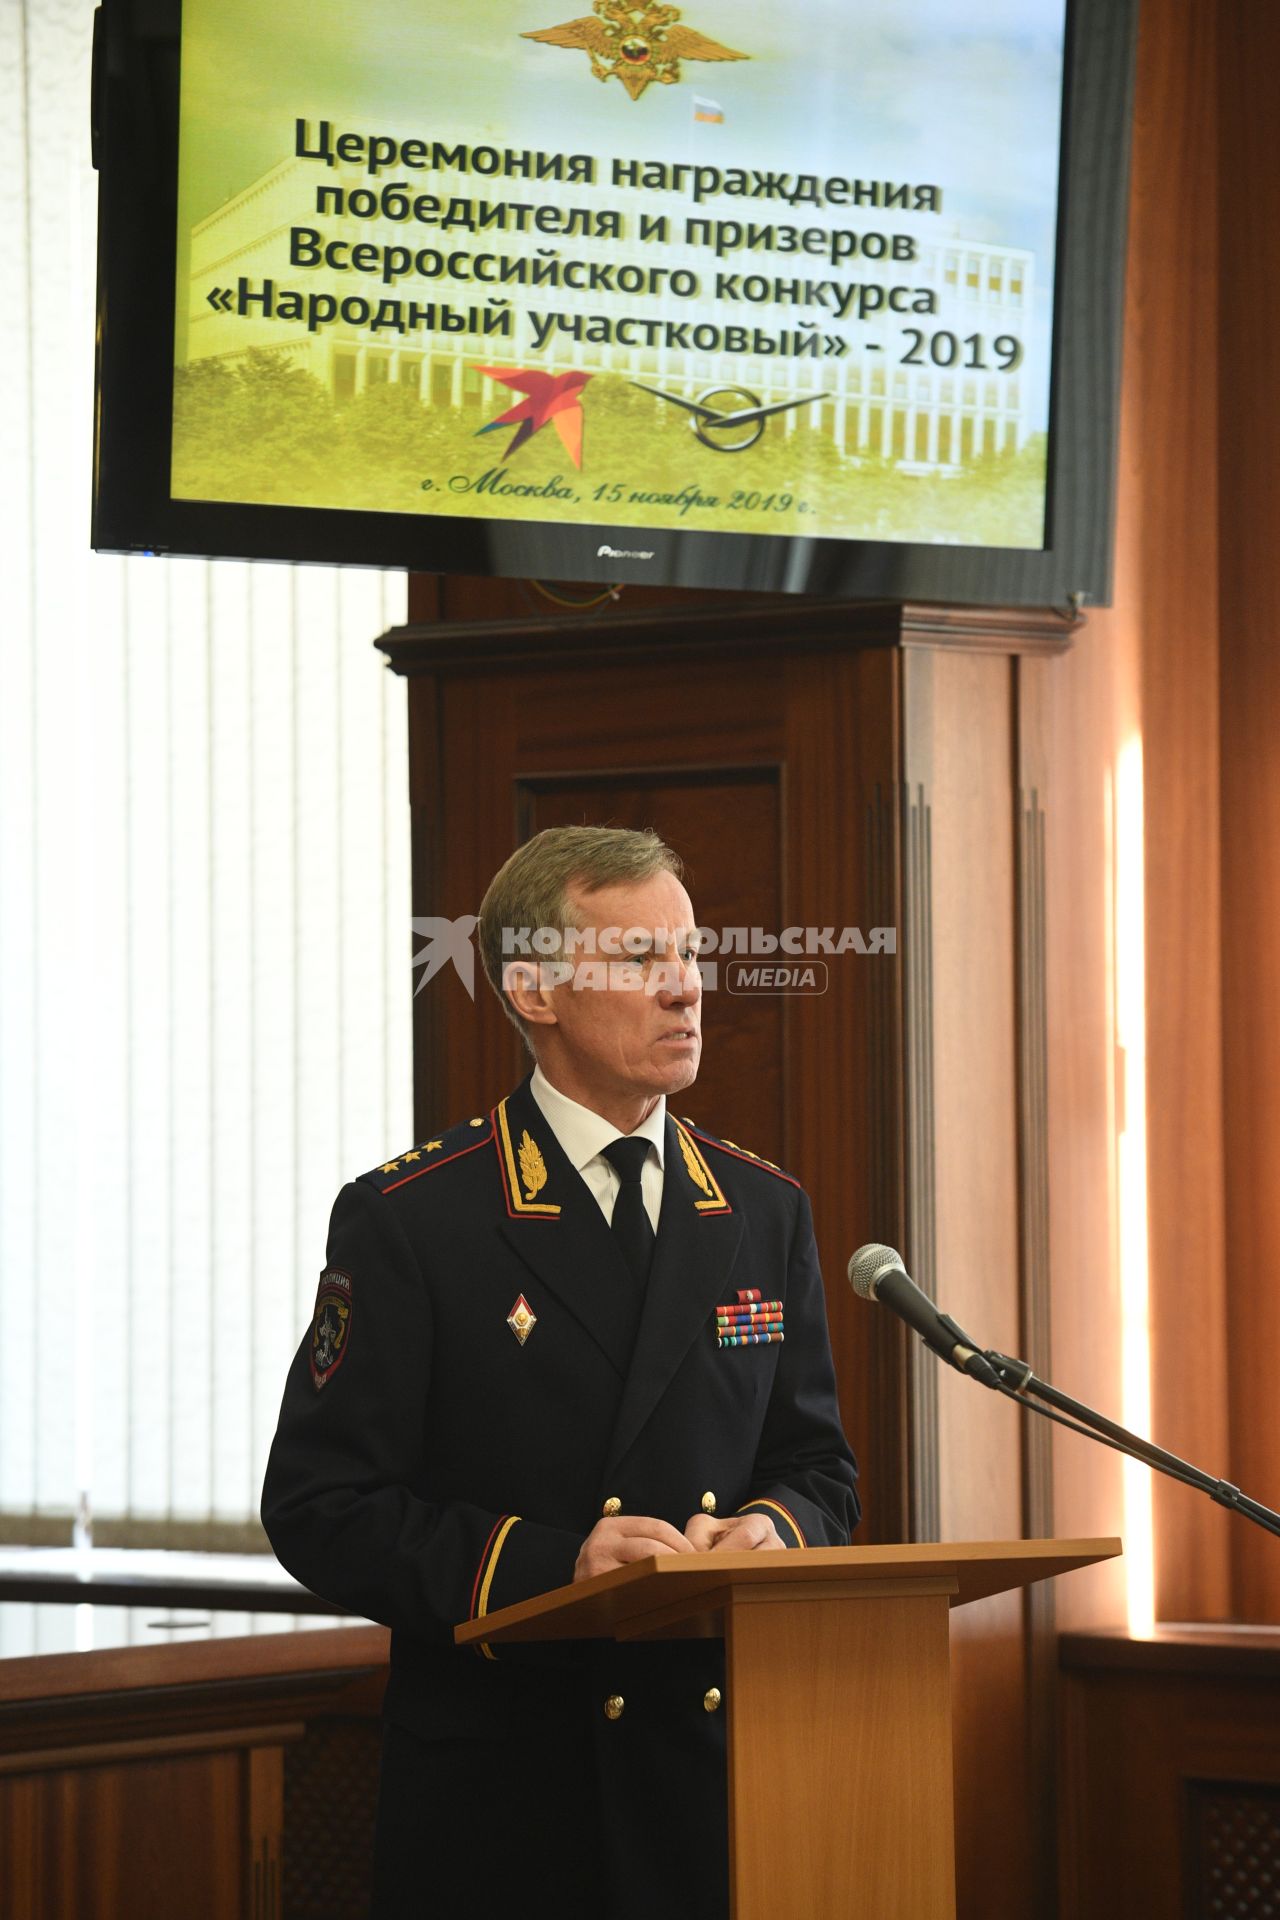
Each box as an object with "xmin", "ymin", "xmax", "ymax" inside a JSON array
[{"xmin": 262, "ymin": 826, "xmax": 858, "ymax": 1917}]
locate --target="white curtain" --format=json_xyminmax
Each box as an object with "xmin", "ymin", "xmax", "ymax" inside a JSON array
[{"xmin": 0, "ymin": 0, "xmax": 413, "ymax": 1572}]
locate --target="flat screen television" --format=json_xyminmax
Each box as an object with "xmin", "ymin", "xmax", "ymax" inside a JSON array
[{"xmin": 91, "ymin": 0, "xmax": 1137, "ymax": 605}]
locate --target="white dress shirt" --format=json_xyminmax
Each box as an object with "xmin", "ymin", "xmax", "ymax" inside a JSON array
[{"xmin": 530, "ymin": 1065, "xmax": 665, "ymax": 1234}]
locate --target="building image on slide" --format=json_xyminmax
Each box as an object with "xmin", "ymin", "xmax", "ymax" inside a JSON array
[{"xmin": 183, "ymin": 153, "xmax": 1037, "ymax": 482}]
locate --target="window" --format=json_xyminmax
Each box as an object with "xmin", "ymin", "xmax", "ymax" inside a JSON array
[{"xmin": 0, "ymin": 0, "xmax": 413, "ymax": 1566}]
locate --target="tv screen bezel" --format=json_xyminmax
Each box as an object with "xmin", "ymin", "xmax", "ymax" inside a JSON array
[{"xmin": 91, "ymin": 0, "xmax": 1137, "ymax": 608}]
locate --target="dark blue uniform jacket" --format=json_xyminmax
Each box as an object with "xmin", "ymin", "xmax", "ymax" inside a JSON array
[{"xmin": 262, "ymin": 1076, "xmax": 858, "ymax": 1914}]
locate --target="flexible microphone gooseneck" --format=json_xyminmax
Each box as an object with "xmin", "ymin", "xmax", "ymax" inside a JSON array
[
  {"xmin": 846, "ymin": 1243, "xmax": 1002, "ymax": 1389},
  {"xmin": 847, "ymin": 1242, "xmax": 1280, "ymax": 1541}
]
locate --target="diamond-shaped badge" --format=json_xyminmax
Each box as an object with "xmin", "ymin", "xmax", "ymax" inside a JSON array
[{"xmin": 507, "ymin": 1293, "xmax": 537, "ymax": 1346}]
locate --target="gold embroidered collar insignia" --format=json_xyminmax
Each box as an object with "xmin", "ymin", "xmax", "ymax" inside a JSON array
[
  {"xmin": 496, "ymin": 1099, "xmax": 561, "ymax": 1218},
  {"xmin": 673, "ymin": 1119, "xmax": 731, "ymax": 1215},
  {"xmin": 518, "ymin": 1129, "xmax": 548, "ymax": 1201}
]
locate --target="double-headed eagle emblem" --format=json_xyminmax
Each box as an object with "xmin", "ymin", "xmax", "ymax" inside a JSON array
[{"xmin": 523, "ymin": 2, "xmax": 747, "ymax": 101}]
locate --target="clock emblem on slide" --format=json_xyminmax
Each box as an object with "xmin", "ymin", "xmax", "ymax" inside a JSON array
[{"xmin": 631, "ymin": 383, "xmax": 830, "ymax": 453}]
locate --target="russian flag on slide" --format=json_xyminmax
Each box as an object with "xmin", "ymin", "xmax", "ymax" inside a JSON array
[{"xmin": 693, "ymin": 95, "xmax": 724, "ymax": 123}]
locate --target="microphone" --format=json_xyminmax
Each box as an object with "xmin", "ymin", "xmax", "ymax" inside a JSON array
[{"xmin": 847, "ymin": 1244, "xmax": 1001, "ymax": 1389}]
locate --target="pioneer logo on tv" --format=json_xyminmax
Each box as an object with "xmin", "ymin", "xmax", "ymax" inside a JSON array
[{"xmin": 597, "ymin": 544, "xmax": 656, "ymax": 560}]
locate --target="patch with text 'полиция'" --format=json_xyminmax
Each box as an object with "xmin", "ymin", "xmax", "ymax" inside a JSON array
[{"xmin": 310, "ymin": 1268, "xmax": 353, "ymax": 1389}]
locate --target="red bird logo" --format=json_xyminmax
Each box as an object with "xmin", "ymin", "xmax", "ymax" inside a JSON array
[{"xmin": 475, "ymin": 366, "xmax": 594, "ymax": 468}]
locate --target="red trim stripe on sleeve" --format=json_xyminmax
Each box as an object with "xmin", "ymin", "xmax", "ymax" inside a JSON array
[{"xmin": 740, "ymin": 1497, "xmax": 806, "ymax": 1548}]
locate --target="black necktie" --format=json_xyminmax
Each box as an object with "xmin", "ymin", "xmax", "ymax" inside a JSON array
[{"xmin": 601, "ymin": 1137, "xmax": 655, "ymax": 1288}]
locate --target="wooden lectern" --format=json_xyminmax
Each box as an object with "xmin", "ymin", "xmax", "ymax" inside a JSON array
[{"xmin": 457, "ymin": 1537, "xmax": 1120, "ymax": 1919}]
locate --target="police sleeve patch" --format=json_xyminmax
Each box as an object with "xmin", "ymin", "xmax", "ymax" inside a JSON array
[{"xmin": 309, "ymin": 1268, "xmax": 353, "ymax": 1390}]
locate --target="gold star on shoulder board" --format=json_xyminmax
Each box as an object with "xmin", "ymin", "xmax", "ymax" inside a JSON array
[
  {"xmin": 379, "ymin": 1160, "xmax": 401, "ymax": 1174},
  {"xmin": 424, "ymin": 1139, "xmax": 443, "ymax": 1152},
  {"xmin": 523, "ymin": 1, "xmax": 747, "ymax": 102}
]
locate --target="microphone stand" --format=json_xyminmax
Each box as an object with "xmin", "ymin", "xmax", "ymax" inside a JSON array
[{"xmin": 974, "ymin": 1350, "xmax": 1280, "ymax": 1541}]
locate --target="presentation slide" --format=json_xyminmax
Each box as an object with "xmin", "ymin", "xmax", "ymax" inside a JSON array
[{"xmin": 172, "ymin": 0, "xmax": 1066, "ymax": 549}]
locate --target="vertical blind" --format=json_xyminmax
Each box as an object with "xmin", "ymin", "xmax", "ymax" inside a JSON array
[{"xmin": 0, "ymin": 1, "xmax": 413, "ymax": 1556}]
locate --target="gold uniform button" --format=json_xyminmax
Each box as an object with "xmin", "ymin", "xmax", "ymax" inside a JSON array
[
  {"xmin": 604, "ymin": 1694, "xmax": 625, "ymax": 1721},
  {"xmin": 700, "ymin": 1491, "xmax": 717, "ymax": 1515},
  {"xmin": 703, "ymin": 1687, "xmax": 722, "ymax": 1714},
  {"xmin": 602, "ymin": 1496, "xmax": 622, "ymax": 1518}
]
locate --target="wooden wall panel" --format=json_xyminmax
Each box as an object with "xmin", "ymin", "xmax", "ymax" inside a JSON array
[
  {"xmin": 1038, "ymin": 0, "xmax": 1237, "ymax": 1633},
  {"xmin": 919, "ymin": 648, "xmax": 1024, "ymax": 1538},
  {"xmin": 1, "ymin": 1748, "xmax": 247, "ymax": 1920},
  {"xmin": 1218, "ymin": 3, "xmax": 1280, "ymax": 1627},
  {"xmin": 1059, "ymin": 1630, "xmax": 1280, "ymax": 1920},
  {"xmin": 785, "ymin": 646, "xmax": 909, "ymax": 1545},
  {"xmin": 428, "ymin": 644, "xmax": 787, "ymax": 1129},
  {"xmin": 0, "ymin": 1626, "xmax": 389, "ymax": 1920},
  {"xmin": 1129, "ymin": 0, "xmax": 1232, "ymax": 1627},
  {"xmin": 905, "ymin": 647, "xmax": 1032, "ymax": 1914},
  {"xmin": 1013, "ymin": 656, "xmax": 1059, "ymax": 1906},
  {"xmin": 1041, "ymin": 613, "xmax": 1127, "ymax": 1633},
  {"xmin": 407, "ymin": 573, "xmax": 731, "ymax": 629},
  {"xmin": 968, "ymin": 0, "xmax": 1280, "ymax": 1641},
  {"xmin": 435, "ymin": 668, "xmax": 526, "ymax": 1109}
]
